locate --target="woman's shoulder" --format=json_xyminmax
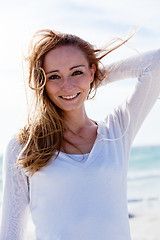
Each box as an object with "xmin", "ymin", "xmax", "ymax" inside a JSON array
[
  {"xmin": 3, "ymin": 134, "xmax": 23, "ymax": 164},
  {"xmin": 5, "ymin": 133, "xmax": 21, "ymax": 150}
]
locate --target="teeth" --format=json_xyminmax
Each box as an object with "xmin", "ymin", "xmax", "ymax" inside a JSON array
[{"xmin": 61, "ymin": 93, "xmax": 78, "ymax": 99}]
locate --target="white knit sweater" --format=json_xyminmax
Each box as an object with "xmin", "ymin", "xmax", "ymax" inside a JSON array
[{"xmin": 0, "ymin": 49, "xmax": 160, "ymax": 240}]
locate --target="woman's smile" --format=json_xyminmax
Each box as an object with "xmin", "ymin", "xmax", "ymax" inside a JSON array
[{"xmin": 59, "ymin": 92, "xmax": 81, "ymax": 100}]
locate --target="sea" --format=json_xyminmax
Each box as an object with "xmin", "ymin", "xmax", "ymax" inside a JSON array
[
  {"xmin": 127, "ymin": 145, "xmax": 160, "ymax": 217},
  {"xmin": 128, "ymin": 145, "xmax": 160, "ymax": 200},
  {"xmin": 0, "ymin": 145, "xmax": 160, "ymax": 215}
]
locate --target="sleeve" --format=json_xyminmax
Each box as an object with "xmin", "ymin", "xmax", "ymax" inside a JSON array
[
  {"xmin": 0, "ymin": 136, "xmax": 30, "ymax": 240},
  {"xmin": 102, "ymin": 49, "xmax": 160, "ymax": 145}
]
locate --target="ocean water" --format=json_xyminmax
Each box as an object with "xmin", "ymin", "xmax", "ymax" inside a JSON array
[
  {"xmin": 127, "ymin": 145, "xmax": 160, "ymax": 201},
  {"xmin": 0, "ymin": 145, "xmax": 160, "ymax": 205}
]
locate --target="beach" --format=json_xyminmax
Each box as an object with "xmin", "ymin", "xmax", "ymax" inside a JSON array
[
  {"xmin": 129, "ymin": 198, "xmax": 160, "ymax": 240},
  {"xmin": 127, "ymin": 145, "xmax": 160, "ymax": 240},
  {"xmin": 130, "ymin": 213, "xmax": 160, "ymax": 240}
]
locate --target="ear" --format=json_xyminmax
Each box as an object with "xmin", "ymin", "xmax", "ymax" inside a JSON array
[{"xmin": 90, "ymin": 64, "xmax": 96, "ymax": 83}]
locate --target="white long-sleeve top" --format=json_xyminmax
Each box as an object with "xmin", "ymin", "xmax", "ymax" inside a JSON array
[{"xmin": 0, "ymin": 49, "xmax": 160, "ymax": 240}]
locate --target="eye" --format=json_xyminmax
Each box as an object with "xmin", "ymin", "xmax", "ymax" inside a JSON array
[
  {"xmin": 48, "ymin": 74, "xmax": 60, "ymax": 80},
  {"xmin": 72, "ymin": 70, "xmax": 83, "ymax": 76}
]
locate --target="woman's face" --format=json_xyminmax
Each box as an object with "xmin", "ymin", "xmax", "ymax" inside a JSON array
[{"xmin": 43, "ymin": 45, "xmax": 95, "ymax": 113}]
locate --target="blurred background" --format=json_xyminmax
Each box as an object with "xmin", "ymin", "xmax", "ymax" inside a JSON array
[{"xmin": 0, "ymin": 0, "xmax": 160, "ymax": 239}]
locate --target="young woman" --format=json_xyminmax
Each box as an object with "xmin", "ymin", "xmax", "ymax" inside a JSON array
[{"xmin": 0, "ymin": 29, "xmax": 160, "ymax": 240}]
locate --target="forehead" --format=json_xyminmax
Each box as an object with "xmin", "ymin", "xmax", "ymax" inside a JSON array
[{"xmin": 43, "ymin": 45, "xmax": 88, "ymax": 71}]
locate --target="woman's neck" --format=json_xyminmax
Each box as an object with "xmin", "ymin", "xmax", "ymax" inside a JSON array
[
  {"xmin": 63, "ymin": 108, "xmax": 95, "ymax": 134},
  {"xmin": 61, "ymin": 108, "xmax": 98, "ymax": 154}
]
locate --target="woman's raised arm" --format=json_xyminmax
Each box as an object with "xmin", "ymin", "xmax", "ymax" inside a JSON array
[{"xmin": 101, "ymin": 49, "xmax": 160, "ymax": 144}]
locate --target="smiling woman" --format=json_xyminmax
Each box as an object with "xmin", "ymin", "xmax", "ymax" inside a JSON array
[
  {"xmin": 0, "ymin": 29, "xmax": 160, "ymax": 240},
  {"xmin": 16, "ymin": 29, "xmax": 129, "ymax": 174}
]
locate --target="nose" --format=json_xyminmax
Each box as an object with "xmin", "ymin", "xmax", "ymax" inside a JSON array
[{"xmin": 61, "ymin": 76, "xmax": 74, "ymax": 91}]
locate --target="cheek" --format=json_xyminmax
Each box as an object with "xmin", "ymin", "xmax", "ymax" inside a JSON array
[
  {"xmin": 45, "ymin": 83, "xmax": 57, "ymax": 101},
  {"xmin": 45, "ymin": 84, "xmax": 51, "ymax": 96},
  {"xmin": 45, "ymin": 81, "xmax": 57, "ymax": 93},
  {"xmin": 78, "ymin": 74, "xmax": 92, "ymax": 87}
]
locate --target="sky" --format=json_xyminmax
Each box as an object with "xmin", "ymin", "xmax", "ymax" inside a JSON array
[{"xmin": 0, "ymin": 0, "xmax": 160, "ymax": 154}]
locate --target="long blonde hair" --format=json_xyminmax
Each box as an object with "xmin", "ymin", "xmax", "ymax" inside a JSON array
[{"xmin": 17, "ymin": 29, "xmax": 133, "ymax": 176}]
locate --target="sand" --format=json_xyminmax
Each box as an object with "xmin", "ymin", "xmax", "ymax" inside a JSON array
[
  {"xmin": 129, "ymin": 198, "xmax": 160, "ymax": 240},
  {"xmin": 130, "ymin": 213, "xmax": 160, "ymax": 240}
]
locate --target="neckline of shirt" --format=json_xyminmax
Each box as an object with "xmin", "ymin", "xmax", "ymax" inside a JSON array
[
  {"xmin": 58, "ymin": 120, "xmax": 105, "ymax": 155},
  {"xmin": 56, "ymin": 122, "xmax": 106, "ymax": 168}
]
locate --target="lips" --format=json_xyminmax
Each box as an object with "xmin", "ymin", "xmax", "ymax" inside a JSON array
[{"xmin": 59, "ymin": 93, "xmax": 80, "ymax": 100}]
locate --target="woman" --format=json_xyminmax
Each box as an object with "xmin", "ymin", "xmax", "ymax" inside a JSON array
[{"xmin": 0, "ymin": 29, "xmax": 160, "ymax": 240}]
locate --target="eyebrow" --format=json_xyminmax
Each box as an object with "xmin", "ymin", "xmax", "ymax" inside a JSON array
[{"xmin": 46, "ymin": 64, "xmax": 86, "ymax": 75}]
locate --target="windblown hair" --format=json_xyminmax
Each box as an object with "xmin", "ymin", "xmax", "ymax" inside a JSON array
[{"xmin": 17, "ymin": 29, "xmax": 133, "ymax": 176}]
